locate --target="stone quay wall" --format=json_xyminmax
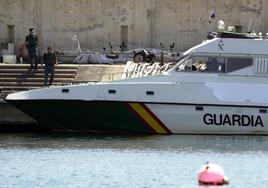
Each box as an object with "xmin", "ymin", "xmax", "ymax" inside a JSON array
[{"xmin": 0, "ymin": 0, "xmax": 267, "ymax": 54}]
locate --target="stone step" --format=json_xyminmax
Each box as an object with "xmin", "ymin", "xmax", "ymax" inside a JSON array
[
  {"xmin": 0, "ymin": 81, "xmax": 72, "ymax": 87},
  {"xmin": 1, "ymin": 88, "xmax": 39, "ymax": 98},
  {"xmin": 0, "ymin": 64, "xmax": 80, "ymax": 70},
  {"xmin": 0, "ymin": 69, "xmax": 78, "ymax": 74},
  {"xmin": 0, "ymin": 73, "xmax": 76, "ymax": 78},
  {"xmin": 0, "ymin": 77, "xmax": 75, "ymax": 83},
  {"xmin": 1, "ymin": 86, "xmax": 41, "ymax": 92}
]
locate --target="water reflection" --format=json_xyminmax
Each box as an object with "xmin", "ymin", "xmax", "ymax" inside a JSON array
[
  {"xmin": 1, "ymin": 134, "xmax": 268, "ymax": 188},
  {"xmin": 0, "ymin": 134, "xmax": 268, "ymax": 154}
]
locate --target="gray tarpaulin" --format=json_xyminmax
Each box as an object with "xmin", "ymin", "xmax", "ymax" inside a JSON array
[{"xmin": 73, "ymin": 49, "xmax": 181, "ymax": 64}]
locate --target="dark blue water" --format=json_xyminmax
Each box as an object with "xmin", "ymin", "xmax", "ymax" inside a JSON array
[{"xmin": 0, "ymin": 134, "xmax": 268, "ymax": 188}]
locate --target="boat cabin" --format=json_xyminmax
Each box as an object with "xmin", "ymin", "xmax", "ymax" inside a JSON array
[{"xmin": 170, "ymin": 33, "xmax": 268, "ymax": 76}]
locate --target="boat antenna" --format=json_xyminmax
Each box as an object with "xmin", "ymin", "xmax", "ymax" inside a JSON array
[{"xmin": 247, "ymin": 18, "xmax": 252, "ymax": 33}]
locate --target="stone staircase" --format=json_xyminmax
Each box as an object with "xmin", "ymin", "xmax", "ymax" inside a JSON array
[{"xmin": 0, "ymin": 64, "xmax": 79, "ymax": 98}]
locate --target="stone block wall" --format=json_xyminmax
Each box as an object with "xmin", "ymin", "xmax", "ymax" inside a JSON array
[{"xmin": 0, "ymin": 0, "xmax": 267, "ymax": 53}]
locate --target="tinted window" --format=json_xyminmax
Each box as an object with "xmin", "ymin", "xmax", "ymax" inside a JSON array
[
  {"xmin": 176, "ymin": 56, "xmax": 226, "ymax": 73},
  {"xmin": 226, "ymin": 57, "xmax": 253, "ymax": 72},
  {"xmin": 176, "ymin": 56, "xmax": 208, "ymax": 72},
  {"xmin": 207, "ymin": 57, "xmax": 226, "ymax": 72}
]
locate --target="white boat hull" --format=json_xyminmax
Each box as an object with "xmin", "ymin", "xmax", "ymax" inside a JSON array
[{"xmin": 147, "ymin": 103, "xmax": 266, "ymax": 134}]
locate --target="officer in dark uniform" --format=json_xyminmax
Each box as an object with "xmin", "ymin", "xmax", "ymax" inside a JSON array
[
  {"xmin": 25, "ymin": 28, "xmax": 39, "ymax": 70},
  {"xmin": 42, "ymin": 47, "xmax": 57, "ymax": 86}
]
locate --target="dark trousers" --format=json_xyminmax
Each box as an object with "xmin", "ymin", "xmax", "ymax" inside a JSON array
[
  {"xmin": 44, "ymin": 66, "xmax": 55, "ymax": 86},
  {"xmin": 28, "ymin": 47, "xmax": 38, "ymax": 69}
]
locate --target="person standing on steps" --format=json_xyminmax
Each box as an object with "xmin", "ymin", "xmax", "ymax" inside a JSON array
[
  {"xmin": 25, "ymin": 28, "xmax": 39, "ymax": 70},
  {"xmin": 42, "ymin": 47, "xmax": 57, "ymax": 87}
]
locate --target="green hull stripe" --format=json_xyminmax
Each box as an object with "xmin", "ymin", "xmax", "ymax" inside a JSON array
[{"xmin": 7, "ymin": 100, "xmax": 155, "ymax": 133}]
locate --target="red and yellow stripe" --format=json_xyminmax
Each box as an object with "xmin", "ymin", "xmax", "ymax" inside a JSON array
[{"xmin": 128, "ymin": 103, "xmax": 171, "ymax": 134}]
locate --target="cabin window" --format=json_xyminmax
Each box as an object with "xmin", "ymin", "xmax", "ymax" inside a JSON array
[
  {"xmin": 176, "ymin": 56, "xmax": 208, "ymax": 72},
  {"xmin": 207, "ymin": 57, "xmax": 226, "ymax": 72},
  {"xmin": 176, "ymin": 56, "xmax": 253, "ymax": 73},
  {"xmin": 226, "ymin": 57, "xmax": 253, "ymax": 72},
  {"xmin": 176, "ymin": 56, "xmax": 226, "ymax": 73}
]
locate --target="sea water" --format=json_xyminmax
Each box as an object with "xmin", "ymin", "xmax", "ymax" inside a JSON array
[{"xmin": 0, "ymin": 134, "xmax": 268, "ymax": 188}]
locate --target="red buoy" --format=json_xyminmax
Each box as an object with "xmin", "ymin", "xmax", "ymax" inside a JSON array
[{"xmin": 198, "ymin": 163, "xmax": 229, "ymax": 185}]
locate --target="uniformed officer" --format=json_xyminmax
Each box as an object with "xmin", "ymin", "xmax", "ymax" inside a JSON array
[{"xmin": 25, "ymin": 28, "xmax": 39, "ymax": 70}]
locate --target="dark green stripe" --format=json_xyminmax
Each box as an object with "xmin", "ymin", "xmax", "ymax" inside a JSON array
[{"xmin": 7, "ymin": 100, "xmax": 153, "ymax": 133}]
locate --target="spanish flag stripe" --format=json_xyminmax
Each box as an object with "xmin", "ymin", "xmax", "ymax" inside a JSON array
[
  {"xmin": 126, "ymin": 103, "xmax": 157, "ymax": 133},
  {"xmin": 128, "ymin": 103, "xmax": 170, "ymax": 134},
  {"xmin": 140, "ymin": 103, "xmax": 172, "ymax": 134}
]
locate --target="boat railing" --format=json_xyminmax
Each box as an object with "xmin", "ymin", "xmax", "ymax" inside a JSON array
[
  {"xmin": 59, "ymin": 71, "xmax": 137, "ymax": 85},
  {"xmin": 58, "ymin": 62, "xmax": 175, "ymax": 86},
  {"xmin": 101, "ymin": 62, "xmax": 175, "ymax": 81}
]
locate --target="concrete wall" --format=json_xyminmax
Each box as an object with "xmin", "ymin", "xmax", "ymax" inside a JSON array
[{"xmin": 0, "ymin": 0, "xmax": 267, "ymax": 53}]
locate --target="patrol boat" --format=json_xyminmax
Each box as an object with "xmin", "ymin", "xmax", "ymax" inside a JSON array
[{"xmin": 5, "ymin": 32, "xmax": 268, "ymax": 134}]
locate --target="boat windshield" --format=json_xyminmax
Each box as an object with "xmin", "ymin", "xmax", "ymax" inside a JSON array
[{"xmin": 176, "ymin": 55, "xmax": 252, "ymax": 73}]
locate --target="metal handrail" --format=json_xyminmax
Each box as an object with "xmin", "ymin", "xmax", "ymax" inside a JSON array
[{"xmin": 58, "ymin": 69, "xmax": 154, "ymax": 85}]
